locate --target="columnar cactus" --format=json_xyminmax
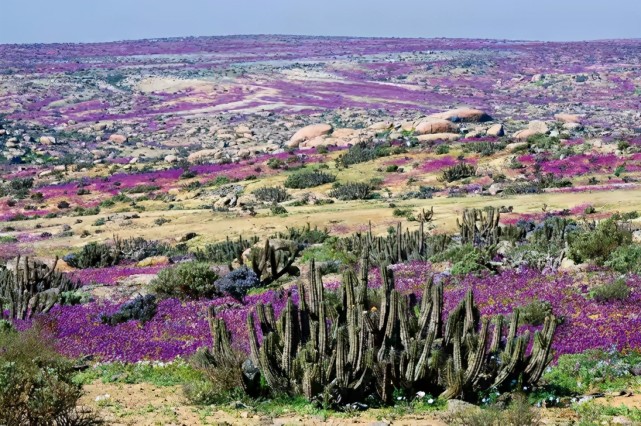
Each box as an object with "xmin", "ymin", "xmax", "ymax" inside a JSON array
[
  {"xmin": 339, "ymin": 221, "xmax": 438, "ymax": 264},
  {"xmin": 215, "ymin": 258, "xmax": 558, "ymax": 405},
  {"xmin": 457, "ymin": 207, "xmax": 501, "ymax": 247},
  {"xmin": 0, "ymin": 256, "xmax": 79, "ymax": 320}
]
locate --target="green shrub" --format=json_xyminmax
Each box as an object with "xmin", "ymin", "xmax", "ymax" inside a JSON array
[
  {"xmin": 439, "ymin": 162, "xmax": 476, "ymax": 182},
  {"xmin": 64, "ymin": 242, "xmax": 121, "ymax": 269},
  {"xmin": 252, "ymin": 186, "xmax": 289, "ymax": 203},
  {"xmin": 270, "ymin": 204, "xmax": 288, "ymax": 215},
  {"xmin": 385, "ymin": 164, "xmax": 399, "ymax": 172},
  {"xmin": 606, "ymin": 244, "xmax": 641, "ymax": 274},
  {"xmin": 284, "ymin": 170, "xmax": 336, "ymax": 189},
  {"xmin": 151, "ymin": 262, "xmax": 219, "ymax": 299},
  {"xmin": 0, "ymin": 327, "xmax": 102, "ymax": 425},
  {"xmin": 335, "ymin": 142, "xmax": 392, "ymax": 167},
  {"xmin": 569, "ymin": 219, "xmax": 632, "ymax": 265},
  {"xmin": 590, "ymin": 278, "xmax": 630, "ymax": 303},
  {"xmin": 328, "ymin": 182, "xmax": 372, "ymax": 200},
  {"xmin": 435, "ymin": 144, "xmax": 450, "ymax": 154},
  {"xmin": 444, "ymin": 394, "xmax": 541, "ymax": 426},
  {"xmin": 431, "ymin": 244, "xmax": 492, "ymax": 275},
  {"xmin": 518, "ymin": 299, "xmax": 553, "ymax": 326},
  {"xmin": 267, "ymin": 158, "xmax": 285, "ymax": 169}
]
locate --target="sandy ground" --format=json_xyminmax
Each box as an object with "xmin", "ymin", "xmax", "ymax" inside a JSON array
[
  {"xmin": 80, "ymin": 382, "xmax": 447, "ymax": 426},
  {"xmin": 13, "ymin": 185, "xmax": 641, "ymax": 258}
]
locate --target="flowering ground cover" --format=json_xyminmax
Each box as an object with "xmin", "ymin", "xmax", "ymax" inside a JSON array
[{"xmin": 33, "ymin": 262, "xmax": 641, "ymax": 363}]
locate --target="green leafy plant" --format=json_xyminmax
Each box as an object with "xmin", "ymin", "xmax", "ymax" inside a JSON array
[{"xmin": 151, "ymin": 262, "xmax": 219, "ymax": 299}]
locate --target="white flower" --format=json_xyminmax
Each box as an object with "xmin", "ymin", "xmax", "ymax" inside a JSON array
[
  {"xmin": 428, "ymin": 398, "xmax": 434, "ymax": 404},
  {"xmin": 416, "ymin": 391, "xmax": 426, "ymax": 398}
]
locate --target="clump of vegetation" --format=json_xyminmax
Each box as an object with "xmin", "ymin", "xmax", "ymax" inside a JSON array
[
  {"xmin": 590, "ymin": 278, "xmax": 630, "ymax": 303},
  {"xmin": 284, "ymin": 170, "xmax": 336, "ymax": 189},
  {"xmin": 605, "ymin": 244, "xmax": 641, "ymax": 274},
  {"xmin": 335, "ymin": 141, "xmax": 393, "ymax": 167},
  {"xmin": 252, "ymin": 186, "xmax": 289, "ymax": 203},
  {"xmin": 435, "ymin": 144, "xmax": 450, "ymax": 154},
  {"xmin": 199, "ymin": 262, "xmax": 556, "ymax": 406},
  {"xmin": 100, "ymin": 295, "xmax": 158, "ymax": 325},
  {"xmin": 462, "ymin": 141, "xmax": 507, "ymax": 156},
  {"xmin": 214, "ymin": 266, "xmax": 260, "ymax": 301},
  {"xmin": 0, "ymin": 257, "xmax": 80, "ymax": 320},
  {"xmin": 64, "ymin": 242, "xmax": 121, "ymax": 269},
  {"xmin": 151, "ymin": 262, "xmax": 219, "ymax": 299},
  {"xmin": 439, "ymin": 162, "xmax": 476, "ymax": 182},
  {"xmin": 0, "ymin": 327, "xmax": 102, "ymax": 425},
  {"xmin": 271, "ymin": 223, "xmax": 330, "ymax": 245},
  {"xmin": 569, "ymin": 219, "xmax": 632, "ymax": 265},
  {"xmin": 518, "ymin": 299, "xmax": 553, "ymax": 326},
  {"xmin": 328, "ymin": 182, "xmax": 372, "ymax": 200},
  {"xmin": 195, "ymin": 236, "xmax": 259, "ymax": 264},
  {"xmin": 270, "ymin": 204, "xmax": 288, "ymax": 215},
  {"xmin": 444, "ymin": 394, "xmax": 540, "ymax": 426}
]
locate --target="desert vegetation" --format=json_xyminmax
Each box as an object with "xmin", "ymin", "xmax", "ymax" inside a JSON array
[{"xmin": 2, "ymin": 34, "xmax": 641, "ymax": 424}]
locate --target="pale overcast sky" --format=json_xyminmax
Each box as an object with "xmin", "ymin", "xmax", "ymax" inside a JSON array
[{"xmin": 3, "ymin": 0, "xmax": 641, "ymax": 44}]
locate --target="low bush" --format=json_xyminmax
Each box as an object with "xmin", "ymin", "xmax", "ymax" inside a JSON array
[
  {"xmin": 605, "ymin": 244, "xmax": 641, "ymax": 274},
  {"xmin": 0, "ymin": 327, "xmax": 102, "ymax": 425},
  {"xmin": 435, "ymin": 144, "xmax": 450, "ymax": 154},
  {"xmin": 151, "ymin": 262, "xmax": 219, "ymax": 299},
  {"xmin": 284, "ymin": 170, "xmax": 336, "ymax": 189},
  {"xmin": 590, "ymin": 278, "xmax": 631, "ymax": 303},
  {"xmin": 439, "ymin": 162, "xmax": 476, "ymax": 182},
  {"xmin": 518, "ymin": 299, "xmax": 553, "ymax": 326},
  {"xmin": 100, "ymin": 295, "xmax": 158, "ymax": 325},
  {"xmin": 335, "ymin": 142, "xmax": 392, "ymax": 167},
  {"xmin": 270, "ymin": 204, "xmax": 288, "ymax": 215},
  {"xmin": 252, "ymin": 186, "xmax": 289, "ymax": 203},
  {"xmin": 214, "ymin": 266, "xmax": 260, "ymax": 300},
  {"xmin": 64, "ymin": 242, "xmax": 121, "ymax": 269},
  {"xmin": 328, "ymin": 182, "xmax": 372, "ymax": 200},
  {"xmin": 444, "ymin": 394, "xmax": 541, "ymax": 426},
  {"xmin": 569, "ymin": 219, "xmax": 632, "ymax": 265}
]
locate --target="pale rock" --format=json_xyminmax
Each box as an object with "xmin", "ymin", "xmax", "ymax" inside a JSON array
[
  {"xmin": 486, "ymin": 123, "xmax": 505, "ymax": 137},
  {"xmin": 108, "ymin": 134, "xmax": 128, "ymax": 144},
  {"xmin": 554, "ymin": 113, "xmax": 582, "ymax": 123},
  {"xmin": 39, "ymin": 136, "xmax": 57, "ymax": 145},
  {"xmin": 368, "ymin": 121, "xmax": 392, "ymax": 130},
  {"xmin": 416, "ymin": 133, "xmax": 460, "ymax": 142},
  {"xmin": 415, "ymin": 118, "xmax": 458, "ymax": 135},
  {"xmin": 188, "ymin": 149, "xmax": 219, "ymax": 163},
  {"xmin": 287, "ymin": 123, "xmax": 333, "ymax": 148},
  {"xmin": 430, "ymin": 107, "xmax": 492, "ymax": 123}
]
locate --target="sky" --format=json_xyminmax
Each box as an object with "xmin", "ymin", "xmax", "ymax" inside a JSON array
[{"xmin": 3, "ymin": 0, "xmax": 641, "ymax": 44}]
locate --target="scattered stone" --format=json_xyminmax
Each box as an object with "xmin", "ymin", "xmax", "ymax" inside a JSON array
[
  {"xmin": 415, "ymin": 118, "xmax": 458, "ymax": 135},
  {"xmin": 430, "ymin": 107, "xmax": 493, "ymax": 123},
  {"xmin": 108, "ymin": 134, "xmax": 128, "ymax": 144},
  {"xmin": 416, "ymin": 132, "xmax": 461, "ymax": 142},
  {"xmin": 136, "ymin": 256, "xmax": 170, "ymax": 267},
  {"xmin": 486, "ymin": 123, "xmax": 505, "ymax": 137},
  {"xmin": 287, "ymin": 123, "xmax": 333, "ymax": 147}
]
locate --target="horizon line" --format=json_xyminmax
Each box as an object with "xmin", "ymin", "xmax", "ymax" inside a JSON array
[{"xmin": 3, "ymin": 33, "xmax": 641, "ymax": 48}]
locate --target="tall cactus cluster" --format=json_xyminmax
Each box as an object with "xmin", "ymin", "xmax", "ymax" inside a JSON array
[
  {"xmin": 195, "ymin": 235, "xmax": 260, "ymax": 263},
  {"xmin": 231, "ymin": 239, "xmax": 301, "ymax": 286},
  {"xmin": 0, "ymin": 256, "xmax": 79, "ymax": 320},
  {"xmin": 206, "ymin": 255, "xmax": 556, "ymax": 405},
  {"xmin": 339, "ymin": 221, "xmax": 436, "ymax": 264},
  {"xmin": 457, "ymin": 207, "xmax": 501, "ymax": 247}
]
